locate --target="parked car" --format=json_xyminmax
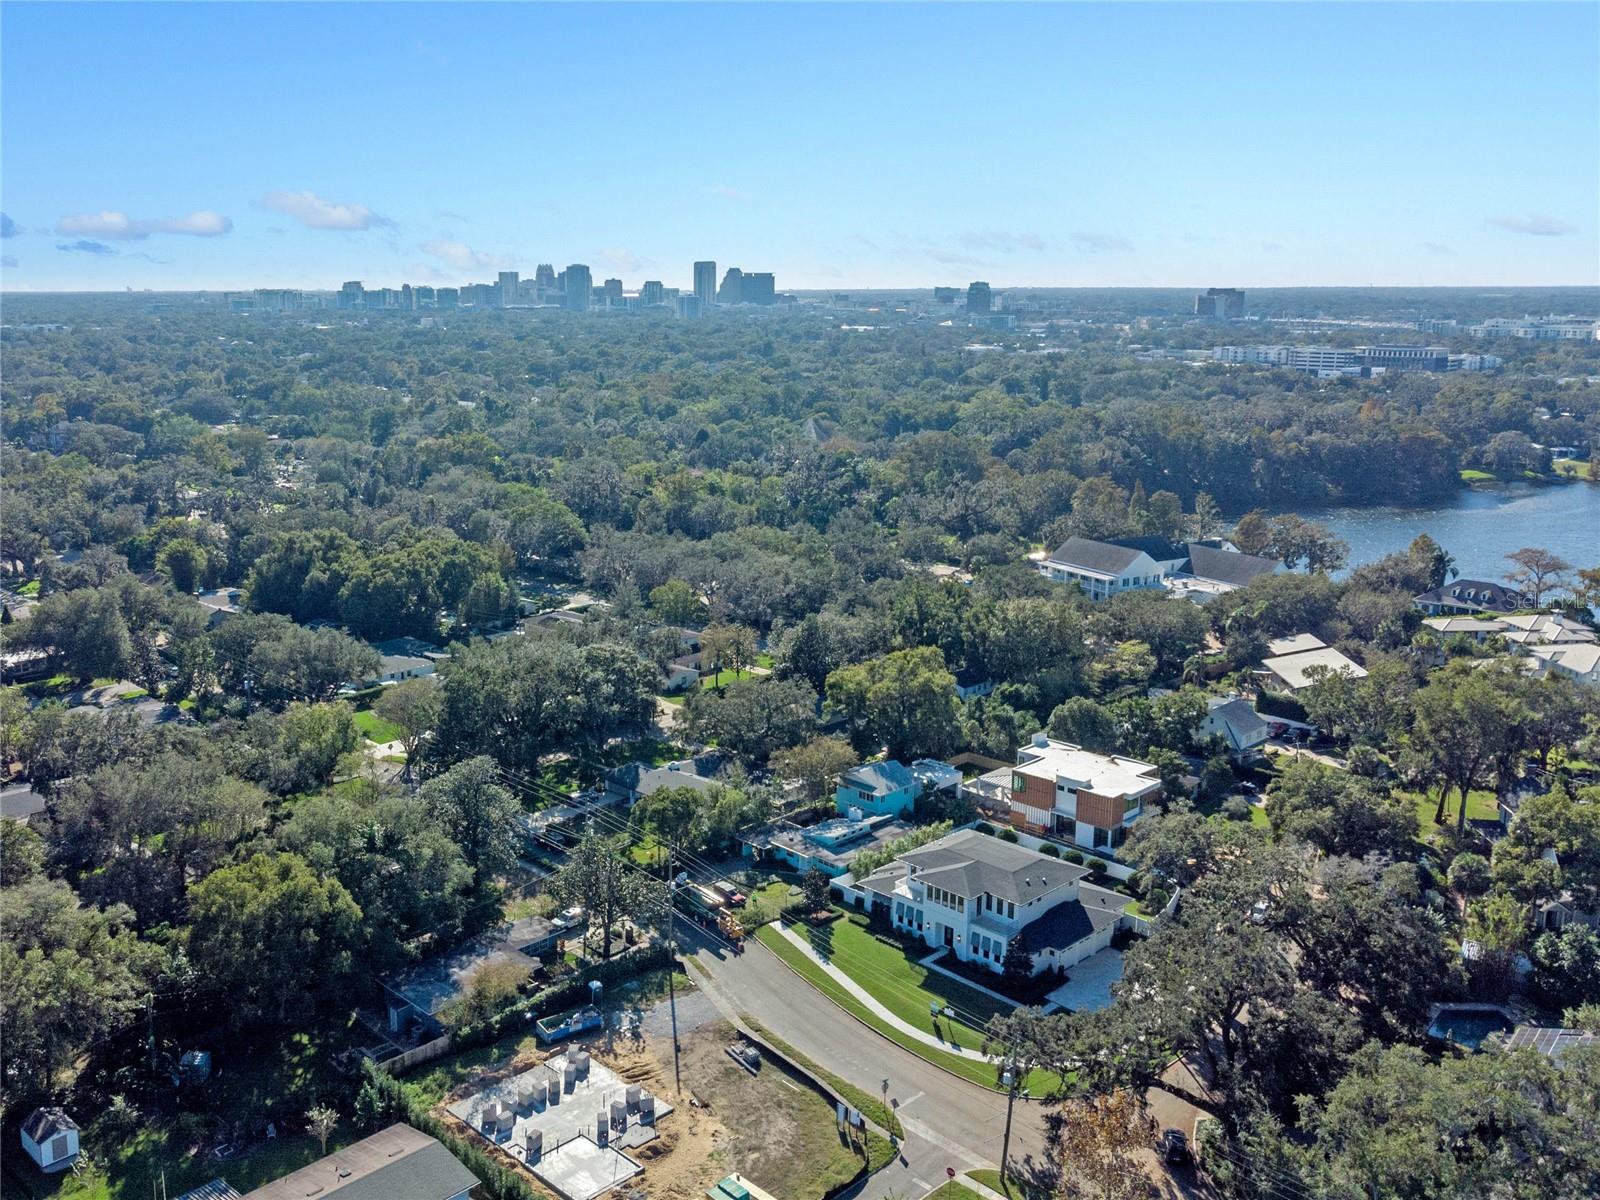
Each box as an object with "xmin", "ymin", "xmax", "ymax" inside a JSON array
[
  {"xmin": 1161, "ymin": 1128, "xmax": 1190, "ymax": 1165},
  {"xmin": 714, "ymin": 880, "xmax": 747, "ymax": 907}
]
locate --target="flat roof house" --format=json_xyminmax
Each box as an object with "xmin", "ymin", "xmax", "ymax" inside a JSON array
[
  {"xmin": 241, "ymin": 1124, "xmax": 477, "ymax": 1200},
  {"xmin": 853, "ymin": 828, "xmax": 1130, "ymax": 976},
  {"xmin": 1005, "ymin": 733, "xmax": 1162, "ymax": 851},
  {"xmin": 740, "ymin": 811, "xmax": 915, "ymax": 877},
  {"xmin": 380, "ymin": 916, "xmax": 573, "ymax": 1035}
]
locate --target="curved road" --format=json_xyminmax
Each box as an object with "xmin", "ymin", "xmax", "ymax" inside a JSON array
[{"xmin": 682, "ymin": 928, "xmax": 1053, "ymax": 1197}]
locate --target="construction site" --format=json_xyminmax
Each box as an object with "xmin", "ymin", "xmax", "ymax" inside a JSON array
[{"xmin": 426, "ymin": 992, "xmax": 878, "ymax": 1200}]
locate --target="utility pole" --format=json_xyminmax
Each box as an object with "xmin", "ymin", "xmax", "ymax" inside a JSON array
[
  {"xmin": 665, "ymin": 847, "xmax": 681, "ymax": 1096},
  {"xmin": 999, "ymin": 1062, "xmax": 1019, "ymax": 1192},
  {"xmin": 881, "ymin": 1078, "xmax": 892, "ymax": 1144}
]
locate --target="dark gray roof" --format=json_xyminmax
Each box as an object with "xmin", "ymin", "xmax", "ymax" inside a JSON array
[
  {"xmin": 1502, "ymin": 1025, "xmax": 1599, "ymax": 1062},
  {"xmin": 242, "ymin": 1125, "xmax": 477, "ymax": 1200},
  {"xmin": 898, "ymin": 828, "xmax": 1087, "ymax": 905},
  {"xmin": 1, "ymin": 784, "xmax": 47, "ymax": 822},
  {"xmin": 21, "ymin": 1107, "xmax": 77, "ymax": 1142},
  {"xmin": 1111, "ymin": 536, "xmax": 1188, "ymax": 562},
  {"xmin": 1184, "ymin": 543, "xmax": 1281, "ymax": 587},
  {"xmin": 1414, "ymin": 580, "xmax": 1532, "ymax": 613},
  {"xmin": 1018, "ymin": 899, "xmax": 1094, "ymax": 952},
  {"xmin": 1046, "ymin": 537, "xmax": 1146, "ymax": 576}
]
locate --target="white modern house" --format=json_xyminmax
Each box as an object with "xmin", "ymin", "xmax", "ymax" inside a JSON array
[
  {"xmin": 1004, "ymin": 734, "xmax": 1163, "ymax": 851},
  {"xmin": 851, "ymin": 828, "xmax": 1129, "ymax": 976},
  {"xmin": 20, "ymin": 1108, "xmax": 79, "ymax": 1173}
]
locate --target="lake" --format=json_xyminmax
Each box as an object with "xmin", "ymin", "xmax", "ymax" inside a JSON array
[{"xmin": 1303, "ymin": 482, "xmax": 1599, "ymax": 581}]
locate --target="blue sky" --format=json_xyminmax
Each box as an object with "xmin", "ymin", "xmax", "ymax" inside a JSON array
[{"xmin": 3, "ymin": 2, "xmax": 1596, "ymax": 292}]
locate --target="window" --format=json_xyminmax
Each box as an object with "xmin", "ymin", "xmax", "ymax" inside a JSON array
[
  {"xmin": 49, "ymin": 1135, "xmax": 70, "ymax": 1162},
  {"xmin": 1012, "ymin": 773, "xmax": 1025, "ymax": 792}
]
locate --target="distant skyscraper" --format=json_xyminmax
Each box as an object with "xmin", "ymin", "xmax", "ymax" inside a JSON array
[
  {"xmin": 1195, "ymin": 288, "xmax": 1245, "ymax": 320},
  {"xmin": 966, "ymin": 281, "xmax": 991, "ymax": 313},
  {"xmin": 933, "ymin": 286, "xmax": 958, "ymax": 304},
  {"xmin": 741, "ymin": 272, "xmax": 776, "ymax": 305},
  {"xmin": 603, "ymin": 277, "xmax": 624, "ymax": 305},
  {"xmin": 338, "ymin": 280, "xmax": 365, "ymax": 309},
  {"xmin": 641, "ymin": 280, "xmax": 665, "ymax": 306},
  {"xmin": 498, "ymin": 271, "xmax": 520, "ymax": 307},
  {"xmin": 534, "ymin": 263, "xmax": 556, "ymax": 288},
  {"xmin": 435, "ymin": 287, "xmax": 459, "ymax": 309},
  {"xmin": 675, "ymin": 294, "xmax": 703, "ymax": 318},
  {"xmin": 565, "ymin": 264, "xmax": 592, "ymax": 311},
  {"xmin": 694, "ymin": 260, "xmax": 718, "ymax": 308},
  {"xmin": 717, "ymin": 267, "xmax": 744, "ymax": 304},
  {"xmin": 401, "ymin": 284, "xmax": 415, "ymax": 310}
]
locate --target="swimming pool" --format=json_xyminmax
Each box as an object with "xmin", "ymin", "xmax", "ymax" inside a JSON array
[{"xmin": 1427, "ymin": 1005, "xmax": 1513, "ymax": 1049}]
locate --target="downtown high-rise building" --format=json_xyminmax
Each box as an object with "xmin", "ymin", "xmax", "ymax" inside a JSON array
[
  {"xmin": 717, "ymin": 267, "xmax": 744, "ymax": 304},
  {"xmin": 497, "ymin": 271, "xmax": 520, "ymax": 307},
  {"xmin": 641, "ymin": 280, "xmax": 665, "ymax": 306},
  {"xmin": 1195, "ymin": 288, "xmax": 1245, "ymax": 320},
  {"xmin": 603, "ymin": 277, "xmax": 624, "ymax": 305},
  {"xmin": 741, "ymin": 272, "xmax": 775, "ymax": 305},
  {"xmin": 693, "ymin": 260, "xmax": 718, "ymax": 308},
  {"xmin": 966, "ymin": 281, "xmax": 992, "ymax": 313},
  {"xmin": 564, "ymin": 264, "xmax": 592, "ymax": 311}
]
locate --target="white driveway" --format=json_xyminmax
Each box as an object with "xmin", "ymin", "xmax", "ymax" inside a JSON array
[{"xmin": 1044, "ymin": 947, "xmax": 1123, "ymax": 1012}]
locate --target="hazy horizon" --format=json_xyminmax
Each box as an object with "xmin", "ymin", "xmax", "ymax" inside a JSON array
[{"xmin": 3, "ymin": 2, "xmax": 1597, "ymax": 294}]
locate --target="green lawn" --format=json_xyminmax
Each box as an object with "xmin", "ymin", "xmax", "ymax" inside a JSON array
[
  {"xmin": 1552, "ymin": 458, "xmax": 1592, "ymax": 480},
  {"xmin": 1402, "ymin": 787, "xmax": 1499, "ymax": 833},
  {"xmin": 1249, "ymin": 801, "xmax": 1271, "ymax": 829},
  {"xmin": 736, "ymin": 879, "xmax": 798, "ymax": 930},
  {"xmin": 928, "ymin": 1183, "xmax": 986, "ymax": 1200},
  {"xmin": 1459, "ymin": 468, "xmax": 1497, "ymax": 483},
  {"xmin": 788, "ymin": 913, "xmax": 1016, "ymax": 1053},
  {"xmin": 351, "ymin": 708, "xmax": 402, "ymax": 743},
  {"xmin": 753, "ymin": 922, "xmax": 1058, "ymax": 1095}
]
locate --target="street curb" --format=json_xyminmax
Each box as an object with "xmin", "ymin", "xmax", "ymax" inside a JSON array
[{"xmin": 750, "ymin": 927, "xmax": 1015, "ymax": 1097}]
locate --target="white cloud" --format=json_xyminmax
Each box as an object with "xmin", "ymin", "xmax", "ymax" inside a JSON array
[
  {"xmin": 1487, "ymin": 213, "xmax": 1577, "ymax": 237},
  {"xmin": 261, "ymin": 190, "xmax": 389, "ymax": 231},
  {"xmin": 598, "ymin": 247, "xmax": 642, "ymax": 275},
  {"xmin": 420, "ymin": 238, "xmax": 509, "ymax": 271},
  {"xmin": 1068, "ymin": 231, "xmax": 1133, "ymax": 253},
  {"xmin": 55, "ymin": 209, "xmax": 232, "ymax": 239}
]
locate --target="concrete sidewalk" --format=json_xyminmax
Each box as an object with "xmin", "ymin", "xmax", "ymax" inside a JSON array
[{"xmin": 773, "ymin": 922, "xmax": 1000, "ymax": 1063}]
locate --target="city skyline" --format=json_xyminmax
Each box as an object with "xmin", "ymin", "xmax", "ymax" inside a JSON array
[{"xmin": 3, "ymin": 2, "xmax": 1597, "ymax": 292}]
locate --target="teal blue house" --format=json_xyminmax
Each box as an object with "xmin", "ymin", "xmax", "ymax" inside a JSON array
[{"xmin": 834, "ymin": 761, "xmax": 917, "ymax": 818}]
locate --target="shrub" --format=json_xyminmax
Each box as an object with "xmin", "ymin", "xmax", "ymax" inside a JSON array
[
  {"xmin": 974, "ymin": 821, "xmax": 995, "ymax": 835},
  {"xmin": 1221, "ymin": 797, "xmax": 1254, "ymax": 821},
  {"xmin": 1126, "ymin": 870, "xmax": 1145, "ymax": 896},
  {"xmin": 1062, "ymin": 848, "xmax": 1084, "ymax": 864},
  {"xmin": 997, "ymin": 828, "xmax": 1019, "ymax": 843},
  {"xmin": 1038, "ymin": 842, "xmax": 1060, "ymax": 858},
  {"xmin": 1146, "ymin": 887, "xmax": 1169, "ymax": 911},
  {"xmin": 1086, "ymin": 857, "xmax": 1108, "ymax": 878}
]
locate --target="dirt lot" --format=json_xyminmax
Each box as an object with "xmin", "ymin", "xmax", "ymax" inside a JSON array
[{"xmin": 428, "ymin": 1007, "xmax": 866, "ymax": 1200}]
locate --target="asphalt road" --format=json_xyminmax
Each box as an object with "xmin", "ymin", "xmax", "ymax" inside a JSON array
[{"xmin": 680, "ymin": 927, "xmax": 1054, "ymax": 1195}]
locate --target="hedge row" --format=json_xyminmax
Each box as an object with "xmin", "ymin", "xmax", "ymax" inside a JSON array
[
  {"xmin": 360, "ymin": 1062, "xmax": 544, "ymax": 1200},
  {"xmin": 452, "ymin": 943, "xmax": 674, "ymax": 1049}
]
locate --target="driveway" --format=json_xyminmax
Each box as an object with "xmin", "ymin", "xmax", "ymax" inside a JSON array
[{"xmin": 1044, "ymin": 948, "xmax": 1123, "ymax": 1013}]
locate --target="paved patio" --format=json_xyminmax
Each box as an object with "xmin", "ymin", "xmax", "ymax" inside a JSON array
[{"xmin": 1044, "ymin": 947, "xmax": 1123, "ymax": 1012}]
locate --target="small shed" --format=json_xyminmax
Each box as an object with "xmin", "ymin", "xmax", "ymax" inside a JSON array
[{"xmin": 20, "ymin": 1107, "xmax": 80, "ymax": 1173}]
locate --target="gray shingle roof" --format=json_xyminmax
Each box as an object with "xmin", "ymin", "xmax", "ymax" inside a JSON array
[
  {"xmin": 21, "ymin": 1108, "xmax": 77, "ymax": 1142},
  {"xmin": 841, "ymin": 760, "xmax": 915, "ymax": 796},
  {"xmin": 242, "ymin": 1125, "xmax": 478, "ymax": 1200},
  {"xmin": 898, "ymin": 828, "xmax": 1087, "ymax": 904},
  {"xmin": 1046, "ymin": 537, "xmax": 1146, "ymax": 576},
  {"xmin": 1184, "ymin": 543, "xmax": 1280, "ymax": 588}
]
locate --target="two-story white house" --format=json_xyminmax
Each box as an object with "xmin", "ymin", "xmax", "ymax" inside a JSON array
[
  {"xmin": 1038, "ymin": 536, "xmax": 1183, "ymax": 601},
  {"xmin": 851, "ymin": 828, "xmax": 1128, "ymax": 976}
]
